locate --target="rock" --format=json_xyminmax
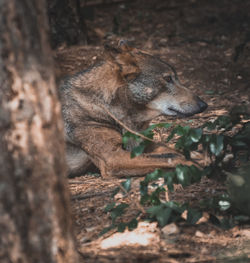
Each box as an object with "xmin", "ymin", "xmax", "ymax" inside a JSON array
[
  {"xmin": 161, "ymin": 223, "xmax": 180, "ymax": 237},
  {"xmin": 100, "ymin": 222, "xmax": 159, "ymax": 249},
  {"xmin": 195, "ymin": 230, "xmax": 205, "ymax": 238},
  {"xmin": 240, "ymin": 229, "xmax": 250, "ymax": 238}
]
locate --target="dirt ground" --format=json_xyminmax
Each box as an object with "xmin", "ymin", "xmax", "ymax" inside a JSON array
[{"xmin": 55, "ymin": 0, "xmax": 250, "ymax": 262}]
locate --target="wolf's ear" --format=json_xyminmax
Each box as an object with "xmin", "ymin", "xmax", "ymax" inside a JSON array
[
  {"xmin": 104, "ymin": 40, "xmax": 140, "ymax": 80},
  {"xmin": 118, "ymin": 39, "xmax": 134, "ymax": 51},
  {"xmin": 104, "ymin": 39, "xmax": 133, "ymax": 54}
]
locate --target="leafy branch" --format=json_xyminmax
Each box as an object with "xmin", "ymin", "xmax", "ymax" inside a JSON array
[{"xmin": 101, "ymin": 106, "xmax": 250, "ymax": 234}]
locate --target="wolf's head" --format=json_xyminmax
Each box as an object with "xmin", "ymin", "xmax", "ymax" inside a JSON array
[{"xmin": 105, "ymin": 40, "xmax": 207, "ymax": 119}]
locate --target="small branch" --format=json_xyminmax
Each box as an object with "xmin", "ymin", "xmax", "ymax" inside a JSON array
[
  {"xmin": 100, "ymin": 104, "xmax": 202, "ymax": 168},
  {"xmin": 99, "ymin": 104, "xmax": 155, "ymax": 143},
  {"xmin": 71, "ymin": 190, "xmax": 113, "ymax": 201},
  {"xmin": 113, "ymin": 181, "xmax": 146, "ymax": 215}
]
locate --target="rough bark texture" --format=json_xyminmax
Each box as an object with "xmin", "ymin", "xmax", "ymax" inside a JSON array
[
  {"xmin": 47, "ymin": 0, "xmax": 88, "ymax": 49},
  {"xmin": 0, "ymin": 0, "xmax": 79, "ymax": 262}
]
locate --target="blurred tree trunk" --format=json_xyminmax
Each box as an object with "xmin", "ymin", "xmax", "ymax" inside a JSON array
[
  {"xmin": 47, "ymin": 0, "xmax": 88, "ymax": 49},
  {"xmin": 0, "ymin": 0, "xmax": 79, "ymax": 262}
]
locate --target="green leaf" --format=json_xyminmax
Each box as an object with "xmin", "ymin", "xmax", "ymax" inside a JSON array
[
  {"xmin": 147, "ymin": 204, "xmax": 172, "ymax": 227},
  {"xmin": 140, "ymin": 194, "xmax": 150, "ymax": 204},
  {"xmin": 175, "ymin": 136, "xmax": 187, "ymax": 149},
  {"xmin": 201, "ymin": 166, "xmax": 213, "ymax": 177},
  {"xmin": 149, "ymin": 186, "xmax": 165, "ymax": 205},
  {"xmin": 232, "ymin": 122, "xmax": 250, "ymax": 149},
  {"xmin": 209, "ymin": 214, "xmax": 234, "ymax": 230},
  {"xmin": 156, "ymin": 207, "xmax": 172, "ymax": 227},
  {"xmin": 230, "ymin": 140, "xmax": 248, "ymax": 148},
  {"xmin": 122, "ymin": 134, "xmax": 130, "ymax": 147},
  {"xmin": 158, "ymin": 123, "xmax": 172, "ymax": 129},
  {"xmin": 215, "ymin": 115, "xmax": 232, "ymax": 129},
  {"xmin": 169, "ymin": 165, "xmax": 201, "ymax": 189},
  {"xmin": 117, "ymin": 222, "xmax": 126, "ymax": 232},
  {"xmin": 104, "ymin": 202, "xmax": 116, "ymax": 212},
  {"xmin": 218, "ymin": 200, "xmax": 231, "ymax": 211},
  {"xmin": 209, "ymin": 134, "xmax": 224, "ymax": 156},
  {"xmin": 189, "ymin": 165, "xmax": 202, "ymax": 183},
  {"xmin": 144, "ymin": 169, "xmax": 160, "ymax": 183},
  {"xmin": 190, "ymin": 128, "xmax": 203, "ymax": 142},
  {"xmin": 209, "ymin": 214, "xmax": 221, "ymax": 226},
  {"xmin": 166, "ymin": 201, "xmax": 186, "ymax": 214},
  {"xmin": 147, "ymin": 204, "xmax": 163, "ymax": 217},
  {"xmin": 122, "ymin": 131, "xmax": 142, "ymax": 148},
  {"xmin": 121, "ymin": 178, "xmax": 131, "ymax": 192},
  {"xmin": 140, "ymin": 123, "xmax": 172, "ymax": 139},
  {"xmin": 163, "ymin": 171, "xmax": 175, "ymax": 192},
  {"xmin": 166, "ymin": 129, "xmax": 176, "ymax": 142},
  {"xmin": 202, "ymin": 134, "xmax": 212, "ymax": 144},
  {"xmin": 219, "ymin": 217, "xmax": 235, "ymax": 230},
  {"xmin": 187, "ymin": 209, "xmax": 202, "ymax": 224},
  {"xmin": 140, "ymin": 181, "xmax": 148, "ymax": 196},
  {"xmin": 233, "ymin": 215, "xmax": 250, "ymax": 223},
  {"xmin": 203, "ymin": 116, "xmax": 232, "ymax": 130},
  {"xmin": 145, "ymin": 122, "xmax": 172, "ymax": 130},
  {"xmin": 111, "ymin": 187, "xmax": 120, "ymax": 198},
  {"xmin": 110, "ymin": 203, "xmax": 129, "ymax": 222},
  {"xmin": 115, "ymin": 203, "xmax": 129, "ymax": 211},
  {"xmin": 99, "ymin": 225, "xmax": 115, "ymax": 236},
  {"xmin": 166, "ymin": 125, "xmax": 188, "ymax": 142},
  {"xmin": 183, "ymin": 149, "xmax": 191, "ymax": 159},
  {"xmin": 178, "ymin": 126, "xmax": 190, "ymax": 136},
  {"xmin": 175, "ymin": 165, "xmax": 191, "ymax": 187},
  {"xmin": 131, "ymin": 143, "xmax": 146, "ymax": 158},
  {"xmin": 141, "ymin": 126, "xmax": 155, "ymax": 139},
  {"xmin": 127, "ymin": 218, "xmax": 138, "ymax": 231},
  {"xmin": 123, "ymin": 131, "xmax": 140, "ymax": 140},
  {"xmin": 203, "ymin": 121, "xmax": 216, "ymax": 130},
  {"xmin": 205, "ymin": 90, "xmax": 215, "ymax": 95}
]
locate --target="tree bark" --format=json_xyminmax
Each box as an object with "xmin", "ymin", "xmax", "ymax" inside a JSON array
[{"xmin": 0, "ymin": 0, "xmax": 79, "ymax": 262}]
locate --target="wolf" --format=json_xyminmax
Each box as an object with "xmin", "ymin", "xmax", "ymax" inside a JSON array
[{"xmin": 59, "ymin": 40, "xmax": 207, "ymax": 177}]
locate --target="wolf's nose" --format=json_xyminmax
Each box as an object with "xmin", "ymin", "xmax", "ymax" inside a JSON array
[{"xmin": 197, "ymin": 97, "xmax": 208, "ymax": 112}]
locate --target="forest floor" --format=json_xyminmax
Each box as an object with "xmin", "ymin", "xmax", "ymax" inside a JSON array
[{"xmin": 55, "ymin": 0, "xmax": 250, "ymax": 262}]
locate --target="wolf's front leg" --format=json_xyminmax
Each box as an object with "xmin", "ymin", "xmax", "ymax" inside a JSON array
[
  {"xmin": 100, "ymin": 149, "xmax": 194, "ymax": 177},
  {"xmin": 72, "ymin": 126, "xmax": 194, "ymax": 178}
]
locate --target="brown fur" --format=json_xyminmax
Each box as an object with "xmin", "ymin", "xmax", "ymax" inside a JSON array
[{"xmin": 59, "ymin": 41, "xmax": 207, "ymax": 177}]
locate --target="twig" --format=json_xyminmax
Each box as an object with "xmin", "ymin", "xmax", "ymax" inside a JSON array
[
  {"xmin": 99, "ymin": 104, "xmax": 155, "ymax": 143},
  {"xmin": 113, "ymin": 180, "xmax": 146, "ymax": 215},
  {"xmin": 100, "ymin": 104, "xmax": 202, "ymax": 168},
  {"xmin": 69, "ymin": 180, "xmax": 89, "ymax": 184},
  {"xmin": 71, "ymin": 190, "xmax": 113, "ymax": 201}
]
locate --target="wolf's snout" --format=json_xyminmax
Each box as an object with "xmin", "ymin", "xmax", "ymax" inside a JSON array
[
  {"xmin": 196, "ymin": 97, "xmax": 208, "ymax": 113},
  {"xmin": 167, "ymin": 95, "xmax": 208, "ymax": 117}
]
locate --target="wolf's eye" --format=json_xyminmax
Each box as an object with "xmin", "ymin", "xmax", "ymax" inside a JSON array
[{"xmin": 163, "ymin": 75, "xmax": 173, "ymax": 83}]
